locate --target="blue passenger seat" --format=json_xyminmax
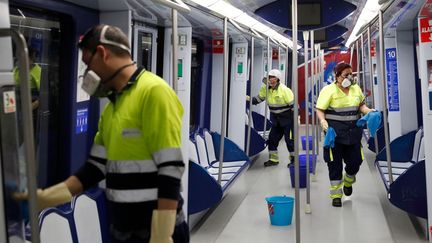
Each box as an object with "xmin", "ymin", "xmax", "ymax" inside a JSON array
[
  {"xmin": 38, "ymin": 188, "xmax": 109, "ymax": 243},
  {"xmin": 374, "ymin": 127, "xmax": 427, "ymax": 218}
]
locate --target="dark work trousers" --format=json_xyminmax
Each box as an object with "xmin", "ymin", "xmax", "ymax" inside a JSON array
[
  {"xmin": 110, "ymin": 221, "xmax": 189, "ymax": 243},
  {"xmin": 268, "ymin": 112, "xmax": 294, "ymax": 153},
  {"xmin": 323, "ymin": 142, "xmax": 364, "ymax": 180}
]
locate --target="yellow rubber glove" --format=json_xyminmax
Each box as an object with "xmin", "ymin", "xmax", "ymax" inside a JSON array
[
  {"xmin": 149, "ymin": 210, "xmax": 176, "ymax": 243},
  {"xmin": 320, "ymin": 119, "xmax": 329, "ymax": 131},
  {"xmin": 14, "ymin": 182, "xmax": 72, "ymax": 210},
  {"xmin": 246, "ymin": 95, "xmax": 251, "ymax": 102}
]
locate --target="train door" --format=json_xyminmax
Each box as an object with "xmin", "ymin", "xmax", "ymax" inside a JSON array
[
  {"xmin": 0, "ymin": 2, "xmax": 33, "ymax": 242},
  {"xmin": 9, "ymin": 7, "xmax": 61, "ymax": 188},
  {"xmin": 133, "ymin": 25, "xmax": 158, "ymax": 73}
]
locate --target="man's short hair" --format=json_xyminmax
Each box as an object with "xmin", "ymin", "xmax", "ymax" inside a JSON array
[{"xmin": 78, "ymin": 24, "xmax": 131, "ymax": 57}]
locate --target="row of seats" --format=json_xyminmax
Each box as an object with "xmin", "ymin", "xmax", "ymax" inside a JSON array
[
  {"xmin": 188, "ymin": 129, "xmax": 251, "ymax": 215},
  {"xmin": 372, "ymin": 127, "xmax": 427, "ymax": 218},
  {"xmin": 38, "ymin": 129, "xmax": 257, "ymax": 240},
  {"xmin": 38, "ymin": 188, "xmax": 108, "ymax": 243}
]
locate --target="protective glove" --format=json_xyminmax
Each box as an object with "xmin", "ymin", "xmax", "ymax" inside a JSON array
[
  {"xmin": 14, "ymin": 182, "xmax": 72, "ymax": 210},
  {"xmin": 364, "ymin": 108, "xmax": 377, "ymax": 114},
  {"xmin": 246, "ymin": 95, "xmax": 251, "ymax": 102},
  {"xmin": 149, "ymin": 210, "xmax": 176, "ymax": 243},
  {"xmin": 320, "ymin": 119, "xmax": 329, "ymax": 131}
]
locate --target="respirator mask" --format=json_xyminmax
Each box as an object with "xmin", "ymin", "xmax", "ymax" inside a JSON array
[
  {"xmin": 81, "ymin": 70, "xmax": 112, "ymax": 97},
  {"xmin": 341, "ymin": 75, "xmax": 355, "ymax": 88}
]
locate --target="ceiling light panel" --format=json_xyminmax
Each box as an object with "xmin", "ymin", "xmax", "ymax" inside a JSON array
[{"xmin": 208, "ymin": 1, "xmax": 243, "ymax": 19}]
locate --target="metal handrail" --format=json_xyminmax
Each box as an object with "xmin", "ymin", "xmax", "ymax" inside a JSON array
[
  {"xmin": 303, "ymin": 30, "xmax": 311, "ymax": 214},
  {"xmin": 245, "ymin": 37, "xmax": 255, "ymax": 156},
  {"xmin": 378, "ymin": 10, "xmax": 393, "ymax": 184},
  {"xmin": 262, "ymin": 37, "xmax": 270, "ymax": 140},
  {"xmin": 217, "ymin": 17, "xmax": 229, "ymax": 184},
  {"xmin": 0, "ymin": 28, "xmax": 40, "ymax": 243},
  {"xmin": 292, "ymin": 0, "xmax": 301, "ymax": 242},
  {"xmin": 172, "ymin": 9, "xmax": 178, "ymax": 92}
]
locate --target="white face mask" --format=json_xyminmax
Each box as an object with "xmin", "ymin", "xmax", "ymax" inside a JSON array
[
  {"xmin": 341, "ymin": 75, "xmax": 354, "ymax": 88},
  {"xmin": 81, "ymin": 70, "xmax": 111, "ymax": 97}
]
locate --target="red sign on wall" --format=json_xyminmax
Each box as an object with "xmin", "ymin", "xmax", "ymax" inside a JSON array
[
  {"xmin": 370, "ymin": 40, "xmax": 376, "ymax": 57},
  {"xmin": 420, "ymin": 18, "xmax": 432, "ymax": 43},
  {"xmin": 212, "ymin": 39, "xmax": 224, "ymax": 54},
  {"xmin": 272, "ymin": 49, "xmax": 279, "ymax": 60}
]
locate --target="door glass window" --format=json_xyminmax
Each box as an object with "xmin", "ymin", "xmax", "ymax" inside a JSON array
[
  {"xmin": 10, "ymin": 8, "xmax": 61, "ymax": 190},
  {"xmin": 137, "ymin": 32, "xmax": 153, "ymax": 71}
]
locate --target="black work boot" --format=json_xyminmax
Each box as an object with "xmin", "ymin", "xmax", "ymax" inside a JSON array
[
  {"xmin": 343, "ymin": 186, "xmax": 353, "ymax": 196},
  {"xmin": 287, "ymin": 156, "xmax": 294, "ymax": 168},
  {"xmin": 332, "ymin": 198, "xmax": 342, "ymax": 207},
  {"xmin": 264, "ymin": 160, "xmax": 279, "ymax": 167}
]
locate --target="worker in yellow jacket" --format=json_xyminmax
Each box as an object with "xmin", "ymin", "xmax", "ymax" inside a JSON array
[
  {"xmin": 248, "ymin": 69, "xmax": 295, "ymax": 167},
  {"xmin": 316, "ymin": 62, "xmax": 374, "ymax": 207}
]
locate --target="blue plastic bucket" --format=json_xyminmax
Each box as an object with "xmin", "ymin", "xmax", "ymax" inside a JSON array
[
  {"xmin": 265, "ymin": 196, "xmax": 294, "ymax": 226},
  {"xmin": 301, "ymin": 136, "xmax": 313, "ymax": 150}
]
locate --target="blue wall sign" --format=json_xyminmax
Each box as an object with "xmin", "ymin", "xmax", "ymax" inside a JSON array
[
  {"xmin": 76, "ymin": 108, "xmax": 88, "ymax": 134},
  {"xmin": 385, "ymin": 48, "xmax": 400, "ymax": 112}
]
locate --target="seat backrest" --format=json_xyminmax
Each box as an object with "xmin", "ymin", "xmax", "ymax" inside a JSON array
[
  {"xmin": 39, "ymin": 209, "xmax": 74, "ymax": 243},
  {"xmin": 189, "ymin": 140, "xmax": 199, "ymax": 163},
  {"xmin": 195, "ymin": 134, "xmax": 210, "ymax": 167},
  {"xmin": 411, "ymin": 128, "xmax": 424, "ymax": 162},
  {"xmin": 417, "ymin": 138, "xmax": 425, "ymax": 162},
  {"xmin": 73, "ymin": 194, "xmax": 103, "ymax": 243},
  {"xmin": 203, "ymin": 130, "xmax": 217, "ymax": 163},
  {"xmin": 245, "ymin": 113, "xmax": 254, "ymax": 128}
]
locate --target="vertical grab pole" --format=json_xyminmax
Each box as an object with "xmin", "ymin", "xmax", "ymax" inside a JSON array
[
  {"xmin": 246, "ymin": 37, "xmax": 255, "ymax": 156},
  {"xmin": 367, "ymin": 27, "xmax": 379, "ymax": 153},
  {"xmin": 314, "ymin": 44, "xmax": 320, "ymax": 170},
  {"xmin": 378, "ymin": 10, "xmax": 393, "ymax": 183},
  {"xmin": 278, "ymin": 45, "xmax": 282, "ymax": 79},
  {"xmin": 172, "ymin": 9, "xmax": 178, "ymax": 92},
  {"xmin": 217, "ymin": 18, "xmax": 229, "ymax": 184},
  {"xmin": 292, "ymin": 0, "xmax": 301, "ymax": 242},
  {"xmin": 286, "ymin": 45, "xmax": 290, "ymax": 86},
  {"xmin": 360, "ymin": 34, "xmax": 367, "ymax": 95},
  {"xmin": 262, "ymin": 37, "xmax": 271, "ymax": 140},
  {"xmin": 303, "ymin": 31, "xmax": 311, "ymax": 214},
  {"xmin": 9, "ymin": 29, "xmax": 41, "ymax": 243},
  {"xmin": 310, "ymin": 31, "xmax": 317, "ymax": 179},
  {"xmin": 356, "ymin": 39, "xmax": 361, "ymax": 90}
]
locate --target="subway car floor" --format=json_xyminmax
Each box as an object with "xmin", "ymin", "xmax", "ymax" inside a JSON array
[{"xmin": 190, "ymin": 132, "xmax": 427, "ymax": 243}]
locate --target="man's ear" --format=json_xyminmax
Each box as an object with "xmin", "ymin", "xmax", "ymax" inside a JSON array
[{"xmin": 96, "ymin": 45, "xmax": 110, "ymax": 62}]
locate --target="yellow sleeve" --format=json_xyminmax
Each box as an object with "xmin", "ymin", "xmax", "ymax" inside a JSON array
[
  {"xmin": 142, "ymin": 84, "xmax": 184, "ymax": 154},
  {"xmin": 316, "ymin": 86, "xmax": 332, "ymax": 110},
  {"xmin": 30, "ymin": 64, "xmax": 42, "ymax": 90},
  {"xmin": 284, "ymin": 86, "xmax": 294, "ymax": 103},
  {"xmin": 258, "ymin": 84, "xmax": 267, "ymax": 99}
]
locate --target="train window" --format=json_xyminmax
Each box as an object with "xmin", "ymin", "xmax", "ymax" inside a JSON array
[
  {"xmin": 133, "ymin": 26, "xmax": 158, "ymax": 72},
  {"xmin": 138, "ymin": 32, "xmax": 152, "ymax": 70}
]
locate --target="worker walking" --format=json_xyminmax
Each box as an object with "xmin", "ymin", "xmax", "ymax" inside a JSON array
[
  {"xmin": 247, "ymin": 69, "xmax": 295, "ymax": 167},
  {"xmin": 316, "ymin": 62, "xmax": 374, "ymax": 207}
]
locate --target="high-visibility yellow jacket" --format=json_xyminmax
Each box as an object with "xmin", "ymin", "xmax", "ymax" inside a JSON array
[
  {"xmin": 316, "ymin": 82, "xmax": 365, "ymax": 145},
  {"xmin": 252, "ymin": 82, "xmax": 294, "ymax": 114},
  {"xmin": 75, "ymin": 67, "xmax": 185, "ymax": 231}
]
